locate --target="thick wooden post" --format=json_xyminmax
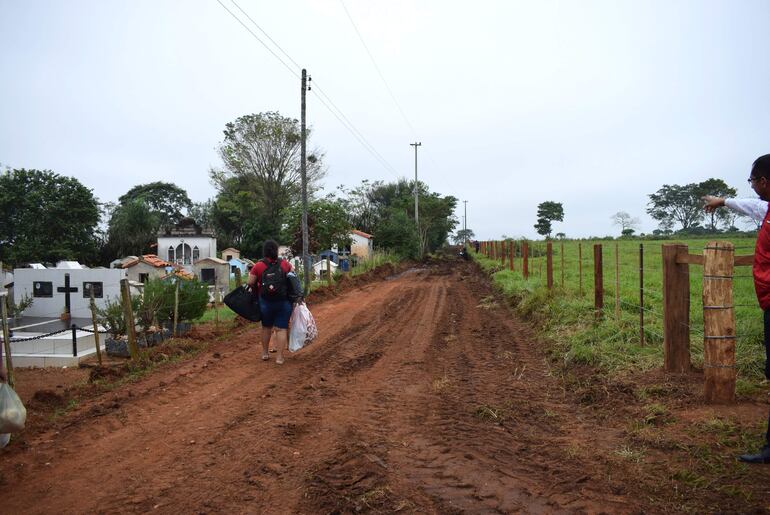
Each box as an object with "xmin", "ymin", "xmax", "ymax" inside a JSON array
[
  {"xmin": 639, "ymin": 244, "xmax": 645, "ymax": 346},
  {"xmin": 119, "ymin": 279, "xmax": 139, "ymax": 361},
  {"xmin": 615, "ymin": 242, "xmax": 621, "ymax": 321},
  {"xmin": 560, "ymin": 242, "xmax": 565, "ymax": 287},
  {"xmin": 509, "ymin": 241, "xmax": 514, "ymax": 271},
  {"xmin": 501, "ymin": 241, "xmax": 506, "ymax": 266},
  {"xmin": 173, "ymin": 279, "xmax": 180, "ymax": 338},
  {"xmin": 234, "ymin": 267, "xmax": 242, "ymax": 288},
  {"xmin": 546, "ymin": 242, "xmax": 553, "ymax": 290},
  {"xmin": 89, "ymin": 291, "xmax": 103, "ymax": 366},
  {"xmin": 703, "ymin": 241, "xmax": 736, "ymax": 403},
  {"xmin": 522, "ymin": 242, "xmax": 529, "ymax": 279},
  {"xmin": 0, "ymin": 294, "xmax": 15, "ymax": 388},
  {"xmin": 594, "ymin": 244, "xmax": 603, "ymax": 321},
  {"xmin": 327, "ymin": 257, "xmax": 332, "ymax": 286},
  {"xmin": 662, "ymin": 244, "xmax": 690, "ymax": 373},
  {"xmin": 578, "ymin": 243, "xmax": 583, "ymax": 296}
]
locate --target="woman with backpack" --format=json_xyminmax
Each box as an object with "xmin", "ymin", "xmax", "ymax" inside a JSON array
[{"xmin": 247, "ymin": 239, "xmax": 299, "ymax": 365}]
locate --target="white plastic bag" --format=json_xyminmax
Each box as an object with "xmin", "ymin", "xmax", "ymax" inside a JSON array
[
  {"xmin": 0, "ymin": 383, "xmax": 27, "ymax": 433},
  {"xmin": 289, "ymin": 304, "xmax": 318, "ymax": 352},
  {"xmin": 0, "ymin": 433, "xmax": 10, "ymax": 448}
]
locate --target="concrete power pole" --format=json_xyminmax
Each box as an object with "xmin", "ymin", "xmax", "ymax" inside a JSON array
[
  {"xmin": 301, "ymin": 69, "xmax": 311, "ymax": 293},
  {"xmin": 410, "ymin": 142, "xmax": 422, "ymax": 253},
  {"xmin": 463, "ymin": 200, "xmax": 468, "ymax": 243}
]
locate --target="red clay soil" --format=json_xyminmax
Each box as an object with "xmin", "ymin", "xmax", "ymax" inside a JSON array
[{"xmin": 1, "ymin": 258, "xmax": 769, "ymax": 513}]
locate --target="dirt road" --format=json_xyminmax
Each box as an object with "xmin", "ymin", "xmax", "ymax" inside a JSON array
[{"xmin": 2, "ymin": 260, "xmax": 646, "ymax": 513}]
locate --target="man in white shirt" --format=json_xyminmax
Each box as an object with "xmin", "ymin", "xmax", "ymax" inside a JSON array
[{"xmin": 704, "ymin": 153, "xmax": 770, "ymax": 464}]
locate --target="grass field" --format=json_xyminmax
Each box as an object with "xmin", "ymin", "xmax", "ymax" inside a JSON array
[{"xmin": 473, "ymin": 237, "xmax": 766, "ymax": 383}]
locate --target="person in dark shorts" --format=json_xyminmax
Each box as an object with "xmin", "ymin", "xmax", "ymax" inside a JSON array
[{"xmin": 248, "ymin": 240, "xmax": 294, "ymax": 365}]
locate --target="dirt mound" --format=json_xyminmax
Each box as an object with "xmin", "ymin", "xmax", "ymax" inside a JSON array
[{"xmin": 29, "ymin": 389, "xmax": 66, "ymax": 409}]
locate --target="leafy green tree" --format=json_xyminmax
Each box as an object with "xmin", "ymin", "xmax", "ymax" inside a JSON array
[
  {"xmin": 282, "ymin": 197, "xmax": 352, "ymax": 255},
  {"xmin": 118, "ymin": 181, "xmax": 192, "ymax": 228},
  {"xmin": 695, "ymin": 178, "xmax": 738, "ymax": 231},
  {"xmin": 210, "ymin": 112, "xmax": 326, "ymax": 240},
  {"xmin": 0, "ymin": 168, "xmax": 100, "ymax": 265},
  {"xmin": 453, "ymin": 229, "xmax": 475, "ymax": 245},
  {"xmin": 105, "ymin": 200, "xmax": 159, "ymax": 258},
  {"xmin": 534, "ymin": 201, "xmax": 564, "ymax": 238},
  {"xmin": 340, "ymin": 178, "xmax": 457, "ymax": 258},
  {"xmin": 647, "ymin": 183, "xmax": 704, "ymax": 231},
  {"xmin": 188, "ymin": 199, "xmax": 214, "ymax": 229},
  {"xmin": 375, "ymin": 208, "xmax": 420, "ymax": 259}
]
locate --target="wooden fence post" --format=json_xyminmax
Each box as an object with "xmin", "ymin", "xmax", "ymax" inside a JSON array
[
  {"xmin": 235, "ymin": 267, "xmax": 242, "ymax": 288},
  {"xmin": 0, "ymin": 294, "xmax": 15, "ymax": 388},
  {"xmin": 327, "ymin": 257, "xmax": 332, "ymax": 286},
  {"xmin": 89, "ymin": 291, "xmax": 103, "ymax": 366},
  {"xmin": 662, "ymin": 244, "xmax": 690, "ymax": 373},
  {"xmin": 509, "ymin": 241, "xmax": 514, "ymax": 271},
  {"xmin": 594, "ymin": 244, "xmax": 603, "ymax": 321},
  {"xmin": 560, "ymin": 242, "xmax": 565, "ymax": 288},
  {"xmin": 578, "ymin": 243, "xmax": 583, "ymax": 296},
  {"xmin": 173, "ymin": 279, "xmax": 180, "ymax": 338},
  {"xmin": 522, "ymin": 242, "xmax": 529, "ymax": 279},
  {"xmin": 119, "ymin": 279, "xmax": 139, "ymax": 361},
  {"xmin": 639, "ymin": 243, "xmax": 645, "ymax": 346},
  {"xmin": 546, "ymin": 242, "xmax": 553, "ymax": 290},
  {"xmin": 615, "ymin": 242, "xmax": 621, "ymax": 321},
  {"xmin": 703, "ymin": 241, "xmax": 736, "ymax": 403}
]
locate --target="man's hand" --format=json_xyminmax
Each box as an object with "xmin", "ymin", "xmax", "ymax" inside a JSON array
[
  {"xmin": 0, "ymin": 365, "xmax": 7, "ymax": 383},
  {"xmin": 703, "ymin": 195, "xmax": 725, "ymax": 213}
]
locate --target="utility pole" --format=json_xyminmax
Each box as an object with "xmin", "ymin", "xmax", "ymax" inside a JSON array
[
  {"xmin": 301, "ymin": 69, "xmax": 311, "ymax": 294},
  {"xmin": 410, "ymin": 142, "xmax": 422, "ymax": 226},
  {"xmin": 410, "ymin": 142, "xmax": 422, "ymax": 255},
  {"xmin": 463, "ymin": 200, "xmax": 468, "ymax": 243}
]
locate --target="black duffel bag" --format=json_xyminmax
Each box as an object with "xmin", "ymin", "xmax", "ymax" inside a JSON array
[{"xmin": 223, "ymin": 286, "xmax": 261, "ymax": 322}]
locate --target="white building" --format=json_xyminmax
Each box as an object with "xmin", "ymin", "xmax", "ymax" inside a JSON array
[
  {"xmin": 14, "ymin": 263, "xmax": 127, "ymax": 318},
  {"xmin": 157, "ymin": 218, "xmax": 217, "ymax": 271},
  {"xmin": 312, "ymin": 259, "xmax": 338, "ymax": 280},
  {"xmin": 350, "ymin": 230, "xmax": 373, "ymax": 259}
]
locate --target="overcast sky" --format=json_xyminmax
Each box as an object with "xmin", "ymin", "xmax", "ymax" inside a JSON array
[{"xmin": 1, "ymin": 0, "xmax": 768, "ymax": 240}]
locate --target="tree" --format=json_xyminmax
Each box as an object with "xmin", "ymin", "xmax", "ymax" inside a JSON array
[
  {"xmin": 453, "ymin": 229, "xmax": 475, "ymax": 245},
  {"xmin": 281, "ymin": 197, "xmax": 352, "ymax": 255},
  {"xmin": 0, "ymin": 168, "xmax": 100, "ymax": 265},
  {"xmin": 188, "ymin": 200, "xmax": 214, "ymax": 229},
  {"xmin": 339, "ymin": 179, "xmax": 457, "ymax": 258},
  {"xmin": 611, "ymin": 211, "xmax": 640, "ymax": 235},
  {"xmin": 105, "ymin": 199, "xmax": 159, "ymax": 258},
  {"xmin": 694, "ymin": 178, "xmax": 737, "ymax": 231},
  {"xmin": 534, "ymin": 201, "xmax": 564, "ymax": 238},
  {"xmin": 118, "ymin": 182, "xmax": 192, "ymax": 228},
  {"xmin": 210, "ymin": 112, "xmax": 326, "ymax": 239},
  {"xmin": 646, "ymin": 183, "xmax": 704, "ymax": 231}
]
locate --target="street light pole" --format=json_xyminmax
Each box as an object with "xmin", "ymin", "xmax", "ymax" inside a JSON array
[{"xmin": 410, "ymin": 142, "xmax": 422, "ymax": 254}]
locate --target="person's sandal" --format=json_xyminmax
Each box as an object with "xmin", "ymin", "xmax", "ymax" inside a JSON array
[
  {"xmin": 275, "ymin": 357, "xmax": 285, "ymax": 365},
  {"xmin": 261, "ymin": 353, "xmax": 270, "ymax": 361}
]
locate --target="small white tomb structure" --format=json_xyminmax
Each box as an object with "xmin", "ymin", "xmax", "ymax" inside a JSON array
[{"xmin": 14, "ymin": 261, "xmax": 126, "ymax": 318}]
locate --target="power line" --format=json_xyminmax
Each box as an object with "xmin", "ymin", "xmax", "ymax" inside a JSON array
[
  {"xmin": 339, "ymin": 0, "xmax": 417, "ymax": 138},
  {"xmin": 215, "ymin": 0, "xmax": 402, "ymax": 180},
  {"xmin": 214, "ymin": 0, "xmax": 299, "ymax": 80}
]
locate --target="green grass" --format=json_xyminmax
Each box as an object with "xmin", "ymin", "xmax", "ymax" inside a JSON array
[
  {"xmin": 195, "ymin": 305, "xmax": 237, "ymax": 324},
  {"xmin": 474, "ymin": 237, "xmax": 766, "ymax": 380}
]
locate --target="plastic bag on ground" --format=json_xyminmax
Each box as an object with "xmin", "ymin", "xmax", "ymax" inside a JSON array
[
  {"xmin": 289, "ymin": 304, "xmax": 318, "ymax": 352},
  {"xmin": 0, "ymin": 383, "xmax": 27, "ymax": 433},
  {"xmin": 0, "ymin": 433, "xmax": 10, "ymax": 448}
]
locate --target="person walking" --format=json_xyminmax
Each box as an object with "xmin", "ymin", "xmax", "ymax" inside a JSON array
[
  {"xmin": 703, "ymin": 153, "xmax": 770, "ymax": 464},
  {"xmin": 248, "ymin": 240, "xmax": 295, "ymax": 365}
]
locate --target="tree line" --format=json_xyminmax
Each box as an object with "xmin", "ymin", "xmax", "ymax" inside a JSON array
[{"xmin": 0, "ymin": 111, "xmax": 458, "ymax": 267}]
